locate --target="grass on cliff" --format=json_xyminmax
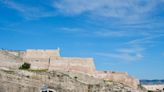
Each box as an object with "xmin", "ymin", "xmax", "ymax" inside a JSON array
[{"xmin": 28, "ymin": 69, "xmax": 48, "ymax": 73}]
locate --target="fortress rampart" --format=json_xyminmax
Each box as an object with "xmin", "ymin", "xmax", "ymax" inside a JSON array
[
  {"xmin": 0, "ymin": 49, "xmax": 140, "ymax": 89},
  {"xmin": 49, "ymin": 57, "xmax": 96, "ymax": 75},
  {"xmin": 0, "ymin": 50, "xmax": 23, "ymax": 69},
  {"xmin": 23, "ymin": 49, "xmax": 60, "ymax": 58},
  {"xmin": 21, "ymin": 49, "xmax": 60, "ymax": 70}
]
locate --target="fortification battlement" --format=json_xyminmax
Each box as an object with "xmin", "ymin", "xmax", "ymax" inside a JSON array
[{"xmin": 24, "ymin": 49, "xmax": 60, "ymax": 58}]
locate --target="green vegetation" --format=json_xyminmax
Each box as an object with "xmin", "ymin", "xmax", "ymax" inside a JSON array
[
  {"xmin": 19, "ymin": 62, "xmax": 48, "ymax": 72},
  {"xmin": 74, "ymin": 76, "xmax": 78, "ymax": 79},
  {"xmin": 19, "ymin": 62, "xmax": 31, "ymax": 70},
  {"xmin": 28, "ymin": 69, "xmax": 48, "ymax": 72}
]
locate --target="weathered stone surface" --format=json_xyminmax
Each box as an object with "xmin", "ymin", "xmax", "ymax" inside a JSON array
[
  {"xmin": 0, "ymin": 50, "xmax": 23, "ymax": 69},
  {"xmin": 0, "ymin": 49, "xmax": 142, "ymax": 91},
  {"xmin": 49, "ymin": 57, "xmax": 96, "ymax": 75},
  {"xmin": 0, "ymin": 69, "xmax": 145, "ymax": 92},
  {"xmin": 96, "ymin": 71, "xmax": 140, "ymax": 89},
  {"xmin": 23, "ymin": 49, "xmax": 60, "ymax": 58},
  {"xmin": 142, "ymin": 84, "xmax": 164, "ymax": 91}
]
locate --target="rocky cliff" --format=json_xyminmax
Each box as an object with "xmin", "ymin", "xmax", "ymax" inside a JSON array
[{"xmin": 0, "ymin": 69, "xmax": 146, "ymax": 92}]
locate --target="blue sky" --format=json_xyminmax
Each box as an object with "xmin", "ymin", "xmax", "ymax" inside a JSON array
[{"xmin": 0, "ymin": 0, "xmax": 164, "ymax": 79}]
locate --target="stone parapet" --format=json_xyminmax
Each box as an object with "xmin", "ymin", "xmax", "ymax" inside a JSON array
[{"xmin": 23, "ymin": 49, "xmax": 60, "ymax": 58}]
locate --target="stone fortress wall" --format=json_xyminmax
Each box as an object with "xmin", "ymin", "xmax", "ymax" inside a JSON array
[
  {"xmin": 20, "ymin": 49, "xmax": 96, "ymax": 75},
  {"xmin": 23, "ymin": 49, "xmax": 60, "ymax": 58},
  {"xmin": 21, "ymin": 49, "xmax": 60, "ymax": 69},
  {"xmin": 0, "ymin": 50, "xmax": 23, "ymax": 69},
  {"xmin": 0, "ymin": 49, "xmax": 140, "ymax": 89},
  {"xmin": 49, "ymin": 57, "xmax": 96, "ymax": 75}
]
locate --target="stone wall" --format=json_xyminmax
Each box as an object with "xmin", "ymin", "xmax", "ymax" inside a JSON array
[
  {"xmin": 95, "ymin": 71, "xmax": 140, "ymax": 89},
  {"xmin": 22, "ymin": 49, "xmax": 60, "ymax": 59},
  {"xmin": 21, "ymin": 49, "xmax": 96, "ymax": 73},
  {"xmin": 49, "ymin": 57, "xmax": 96, "ymax": 75},
  {"xmin": 0, "ymin": 49, "xmax": 140, "ymax": 90},
  {"xmin": 0, "ymin": 50, "xmax": 22, "ymax": 62},
  {"xmin": 0, "ymin": 50, "xmax": 23, "ymax": 69},
  {"xmin": 24, "ymin": 58, "xmax": 50, "ymax": 70},
  {"xmin": 0, "ymin": 61, "xmax": 22, "ymax": 70},
  {"xmin": 22, "ymin": 49, "xmax": 60, "ymax": 70}
]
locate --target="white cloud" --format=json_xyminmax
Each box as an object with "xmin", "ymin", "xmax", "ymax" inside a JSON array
[
  {"xmin": 54, "ymin": 0, "xmax": 159, "ymax": 21},
  {"xmin": 127, "ymin": 33, "xmax": 164, "ymax": 46},
  {"xmin": 1, "ymin": 0, "xmax": 163, "ymax": 21},
  {"xmin": 58, "ymin": 27, "xmax": 84, "ymax": 33},
  {"xmin": 96, "ymin": 47, "xmax": 144, "ymax": 61},
  {"xmin": 95, "ymin": 31, "xmax": 130, "ymax": 37},
  {"xmin": 94, "ymin": 30, "xmax": 152, "ymax": 37},
  {"xmin": 1, "ymin": 0, "xmax": 56, "ymax": 19},
  {"xmin": 117, "ymin": 48, "xmax": 144, "ymax": 53}
]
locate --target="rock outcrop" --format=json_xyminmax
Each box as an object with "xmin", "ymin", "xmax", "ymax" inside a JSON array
[{"xmin": 0, "ymin": 69, "xmax": 145, "ymax": 92}]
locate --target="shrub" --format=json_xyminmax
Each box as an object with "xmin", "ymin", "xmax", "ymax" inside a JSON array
[
  {"xmin": 148, "ymin": 90, "xmax": 153, "ymax": 92},
  {"xmin": 74, "ymin": 76, "xmax": 78, "ymax": 79},
  {"xmin": 19, "ymin": 62, "xmax": 30, "ymax": 70}
]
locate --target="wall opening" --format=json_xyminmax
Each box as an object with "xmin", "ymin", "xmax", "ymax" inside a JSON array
[{"xmin": 41, "ymin": 89, "xmax": 56, "ymax": 92}]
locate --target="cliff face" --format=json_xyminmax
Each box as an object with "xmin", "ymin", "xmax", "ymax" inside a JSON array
[{"xmin": 0, "ymin": 69, "xmax": 145, "ymax": 92}]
